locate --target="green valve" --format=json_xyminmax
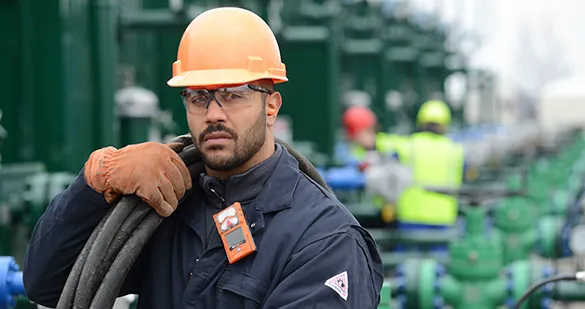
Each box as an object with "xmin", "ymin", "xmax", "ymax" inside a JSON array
[
  {"xmin": 449, "ymin": 207, "xmax": 503, "ymax": 280},
  {"xmin": 536, "ymin": 216, "xmax": 564, "ymax": 259},
  {"xmin": 399, "ymin": 259, "xmax": 442, "ymax": 309},
  {"xmin": 493, "ymin": 198, "xmax": 538, "ymax": 264},
  {"xmin": 550, "ymin": 190, "xmax": 570, "ymax": 216},
  {"xmin": 507, "ymin": 260, "xmax": 553, "ymax": 309}
]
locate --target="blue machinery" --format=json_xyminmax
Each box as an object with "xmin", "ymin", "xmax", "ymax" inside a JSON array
[{"xmin": 0, "ymin": 257, "xmax": 24, "ymax": 309}]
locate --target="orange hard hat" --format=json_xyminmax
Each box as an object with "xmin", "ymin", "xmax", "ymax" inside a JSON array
[
  {"xmin": 342, "ymin": 106, "xmax": 377, "ymax": 138},
  {"xmin": 167, "ymin": 7, "xmax": 288, "ymax": 88}
]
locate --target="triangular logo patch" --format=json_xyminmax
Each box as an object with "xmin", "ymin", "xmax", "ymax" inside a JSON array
[{"xmin": 324, "ymin": 271, "xmax": 348, "ymax": 301}]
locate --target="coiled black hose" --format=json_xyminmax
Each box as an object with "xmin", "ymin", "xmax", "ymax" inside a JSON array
[
  {"xmin": 57, "ymin": 138, "xmax": 199, "ymax": 309},
  {"xmin": 56, "ymin": 136, "xmax": 329, "ymax": 309},
  {"xmin": 90, "ymin": 210, "xmax": 163, "ymax": 308},
  {"xmin": 73, "ymin": 196, "xmax": 144, "ymax": 308},
  {"xmin": 55, "ymin": 207, "xmax": 111, "ymax": 309}
]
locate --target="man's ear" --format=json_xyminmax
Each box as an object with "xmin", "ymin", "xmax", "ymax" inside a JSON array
[{"xmin": 266, "ymin": 92, "xmax": 282, "ymax": 126}]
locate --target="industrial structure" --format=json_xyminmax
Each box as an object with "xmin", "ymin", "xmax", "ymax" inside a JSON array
[{"xmin": 1, "ymin": 0, "xmax": 585, "ymax": 308}]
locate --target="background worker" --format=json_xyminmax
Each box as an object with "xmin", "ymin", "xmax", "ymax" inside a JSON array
[
  {"xmin": 392, "ymin": 100, "xmax": 466, "ymax": 251},
  {"xmin": 23, "ymin": 7, "xmax": 383, "ymax": 309},
  {"xmin": 341, "ymin": 105, "xmax": 406, "ymax": 169},
  {"xmin": 339, "ymin": 105, "xmax": 407, "ymax": 223}
]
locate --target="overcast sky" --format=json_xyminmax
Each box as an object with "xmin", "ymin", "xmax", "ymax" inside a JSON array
[{"xmin": 409, "ymin": 0, "xmax": 585, "ymax": 92}]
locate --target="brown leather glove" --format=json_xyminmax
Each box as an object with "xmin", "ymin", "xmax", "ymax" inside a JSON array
[{"xmin": 84, "ymin": 142, "xmax": 193, "ymax": 217}]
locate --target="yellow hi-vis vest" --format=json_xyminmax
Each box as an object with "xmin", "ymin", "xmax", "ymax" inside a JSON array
[{"xmin": 396, "ymin": 132, "xmax": 465, "ymax": 225}]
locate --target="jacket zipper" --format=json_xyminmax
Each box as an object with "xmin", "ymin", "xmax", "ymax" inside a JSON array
[
  {"xmin": 209, "ymin": 187, "xmax": 226, "ymax": 206},
  {"xmin": 189, "ymin": 187, "xmax": 226, "ymax": 279}
]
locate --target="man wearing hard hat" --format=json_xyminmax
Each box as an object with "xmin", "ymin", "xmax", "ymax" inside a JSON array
[
  {"xmin": 393, "ymin": 100, "xmax": 465, "ymax": 244},
  {"xmin": 339, "ymin": 105, "xmax": 408, "ymax": 222},
  {"xmin": 341, "ymin": 105, "xmax": 406, "ymax": 168},
  {"xmin": 23, "ymin": 7, "xmax": 383, "ymax": 309}
]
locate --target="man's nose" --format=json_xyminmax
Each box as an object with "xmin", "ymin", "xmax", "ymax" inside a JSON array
[{"xmin": 205, "ymin": 99, "xmax": 227, "ymax": 123}]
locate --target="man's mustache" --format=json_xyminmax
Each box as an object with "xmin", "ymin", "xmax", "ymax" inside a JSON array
[{"xmin": 199, "ymin": 124, "xmax": 238, "ymax": 143}]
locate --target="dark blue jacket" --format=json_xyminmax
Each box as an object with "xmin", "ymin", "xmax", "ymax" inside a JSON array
[{"xmin": 23, "ymin": 145, "xmax": 384, "ymax": 308}]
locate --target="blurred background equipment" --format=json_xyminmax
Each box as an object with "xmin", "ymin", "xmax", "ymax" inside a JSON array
[{"xmin": 3, "ymin": 0, "xmax": 585, "ymax": 308}]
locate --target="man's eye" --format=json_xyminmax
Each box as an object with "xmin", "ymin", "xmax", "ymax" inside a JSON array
[
  {"xmin": 188, "ymin": 96, "xmax": 209, "ymax": 107},
  {"xmin": 227, "ymin": 93, "xmax": 242, "ymax": 100},
  {"xmin": 189, "ymin": 96, "xmax": 206, "ymax": 103},
  {"xmin": 220, "ymin": 92, "xmax": 244, "ymax": 101}
]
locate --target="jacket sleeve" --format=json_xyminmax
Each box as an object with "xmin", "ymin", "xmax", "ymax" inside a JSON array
[
  {"xmin": 23, "ymin": 169, "xmax": 146, "ymax": 307},
  {"xmin": 262, "ymin": 229, "xmax": 384, "ymax": 309}
]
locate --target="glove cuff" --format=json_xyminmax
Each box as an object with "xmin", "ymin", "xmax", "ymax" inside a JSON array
[{"xmin": 84, "ymin": 146, "xmax": 119, "ymax": 193}]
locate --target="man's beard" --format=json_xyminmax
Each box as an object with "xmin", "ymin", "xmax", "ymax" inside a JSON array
[{"xmin": 193, "ymin": 111, "xmax": 266, "ymax": 171}]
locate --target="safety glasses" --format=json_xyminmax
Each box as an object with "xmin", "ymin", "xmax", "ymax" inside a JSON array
[{"xmin": 180, "ymin": 84, "xmax": 273, "ymax": 114}]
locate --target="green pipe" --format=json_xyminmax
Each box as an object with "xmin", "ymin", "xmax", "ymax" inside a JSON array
[
  {"xmin": 90, "ymin": 0, "xmax": 118, "ymax": 148},
  {"xmin": 381, "ymin": 251, "xmax": 449, "ymax": 269},
  {"xmin": 439, "ymin": 276, "xmax": 507, "ymax": 309},
  {"xmin": 369, "ymin": 228, "xmax": 458, "ymax": 245},
  {"xmin": 554, "ymin": 281, "xmax": 585, "ymax": 302},
  {"xmin": 14, "ymin": 0, "xmax": 35, "ymax": 163},
  {"xmin": 30, "ymin": 0, "xmax": 66, "ymax": 171}
]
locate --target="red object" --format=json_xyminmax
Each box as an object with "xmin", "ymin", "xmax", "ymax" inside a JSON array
[
  {"xmin": 342, "ymin": 106, "xmax": 377, "ymax": 138},
  {"xmin": 358, "ymin": 162, "xmax": 369, "ymax": 172}
]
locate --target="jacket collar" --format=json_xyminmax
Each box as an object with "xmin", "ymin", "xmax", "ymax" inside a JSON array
[
  {"xmin": 238, "ymin": 146, "xmax": 300, "ymax": 236},
  {"xmin": 253, "ymin": 146, "xmax": 300, "ymax": 213},
  {"xmin": 198, "ymin": 143, "xmax": 284, "ymax": 206},
  {"xmin": 178, "ymin": 143, "xmax": 301, "ymax": 221}
]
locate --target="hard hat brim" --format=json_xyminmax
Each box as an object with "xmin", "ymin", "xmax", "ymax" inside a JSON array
[{"xmin": 167, "ymin": 68, "xmax": 288, "ymax": 88}]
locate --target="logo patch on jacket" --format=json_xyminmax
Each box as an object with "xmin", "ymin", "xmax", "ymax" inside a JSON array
[{"xmin": 324, "ymin": 271, "xmax": 348, "ymax": 301}]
